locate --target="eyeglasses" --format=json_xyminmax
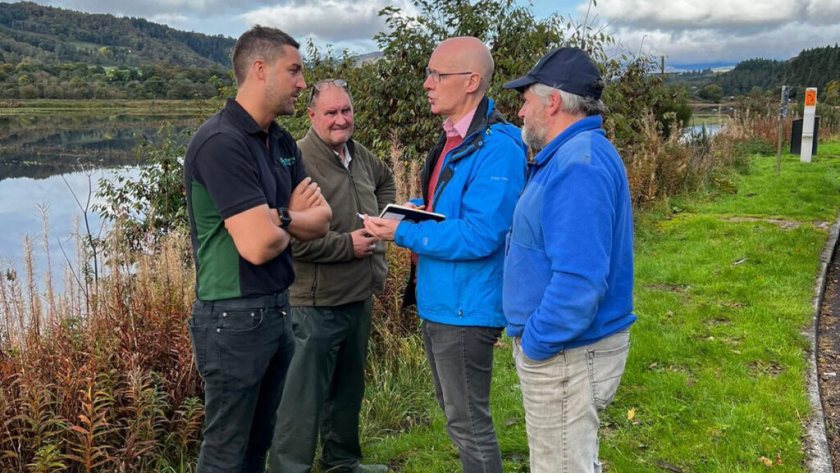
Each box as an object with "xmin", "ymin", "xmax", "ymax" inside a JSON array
[
  {"xmin": 308, "ymin": 79, "xmax": 349, "ymax": 106},
  {"xmin": 425, "ymin": 68, "xmax": 474, "ymax": 83}
]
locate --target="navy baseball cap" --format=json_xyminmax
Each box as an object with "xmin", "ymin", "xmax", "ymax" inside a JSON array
[{"xmin": 503, "ymin": 47, "xmax": 604, "ymax": 99}]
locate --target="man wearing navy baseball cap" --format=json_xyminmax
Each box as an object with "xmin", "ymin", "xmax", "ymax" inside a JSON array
[{"xmin": 501, "ymin": 47, "xmax": 636, "ymax": 473}]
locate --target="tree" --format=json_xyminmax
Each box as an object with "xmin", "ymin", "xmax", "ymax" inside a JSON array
[
  {"xmin": 825, "ymin": 79, "xmax": 840, "ymax": 106},
  {"xmin": 698, "ymin": 84, "xmax": 724, "ymax": 102}
]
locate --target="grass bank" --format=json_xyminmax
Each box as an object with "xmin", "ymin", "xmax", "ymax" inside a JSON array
[
  {"xmin": 359, "ymin": 144, "xmax": 840, "ymax": 472},
  {"xmin": 0, "ymin": 98, "xmax": 221, "ymax": 115}
]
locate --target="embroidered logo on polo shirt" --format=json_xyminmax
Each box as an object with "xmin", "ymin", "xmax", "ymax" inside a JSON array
[{"xmin": 277, "ymin": 156, "xmax": 296, "ymax": 167}]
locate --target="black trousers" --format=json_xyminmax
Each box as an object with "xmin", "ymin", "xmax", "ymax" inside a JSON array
[
  {"xmin": 189, "ymin": 292, "xmax": 294, "ymax": 473},
  {"xmin": 268, "ymin": 298, "xmax": 372, "ymax": 473}
]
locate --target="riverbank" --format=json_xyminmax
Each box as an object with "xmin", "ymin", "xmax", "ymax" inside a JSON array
[{"xmin": 0, "ymin": 98, "xmax": 221, "ymax": 115}]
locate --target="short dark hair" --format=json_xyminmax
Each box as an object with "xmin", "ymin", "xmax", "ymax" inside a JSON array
[{"xmin": 232, "ymin": 25, "xmax": 300, "ymax": 86}]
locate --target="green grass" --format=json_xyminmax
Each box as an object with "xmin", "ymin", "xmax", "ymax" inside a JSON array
[{"xmin": 358, "ymin": 147, "xmax": 840, "ymax": 472}]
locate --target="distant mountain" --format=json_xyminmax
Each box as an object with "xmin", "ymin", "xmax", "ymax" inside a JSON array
[
  {"xmin": 667, "ymin": 62, "xmax": 736, "ymax": 74},
  {"xmin": 0, "ymin": 1, "xmax": 236, "ymax": 68}
]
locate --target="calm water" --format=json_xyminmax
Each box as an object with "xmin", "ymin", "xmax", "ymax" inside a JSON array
[
  {"xmin": 0, "ymin": 167, "xmax": 140, "ymax": 285},
  {"xmin": 0, "ymin": 109, "xmax": 197, "ymax": 289}
]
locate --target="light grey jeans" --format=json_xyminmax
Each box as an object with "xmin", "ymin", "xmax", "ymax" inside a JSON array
[{"xmin": 513, "ymin": 330, "xmax": 630, "ymax": 473}]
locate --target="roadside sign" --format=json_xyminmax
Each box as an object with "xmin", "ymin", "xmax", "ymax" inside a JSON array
[
  {"xmin": 801, "ymin": 87, "xmax": 817, "ymax": 163},
  {"xmin": 805, "ymin": 89, "xmax": 817, "ymax": 107}
]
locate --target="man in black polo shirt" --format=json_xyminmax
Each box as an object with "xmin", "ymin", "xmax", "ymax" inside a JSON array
[{"xmin": 183, "ymin": 25, "xmax": 332, "ymax": 473}]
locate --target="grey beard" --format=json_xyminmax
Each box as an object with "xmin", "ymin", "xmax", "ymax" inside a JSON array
[{"xmin": 522, "ymin": 124, "xmax": 545, "ymax": 152}]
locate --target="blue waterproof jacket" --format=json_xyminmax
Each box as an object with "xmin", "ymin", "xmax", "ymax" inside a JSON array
[
  {"xmin": 503, "ymin": 115, "xmax": 636, "ymax": 360},
  {"xmin": 395, "ymin": 97, "xmax": 526, "ymax": 328}
]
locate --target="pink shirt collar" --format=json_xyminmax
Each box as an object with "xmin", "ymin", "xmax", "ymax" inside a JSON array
[{"xmin": 442, "ymin": 107, "xmax": 477, "ymax": 139}]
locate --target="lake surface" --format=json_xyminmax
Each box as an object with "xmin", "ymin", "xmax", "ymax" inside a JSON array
[{"xmin": 0, "ymin": 107, "xmax": 199, "ymax": 290}]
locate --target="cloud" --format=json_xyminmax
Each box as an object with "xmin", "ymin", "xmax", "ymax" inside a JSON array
[
  {"xmin": 238, "ymin": 0, "xmax": 417, "ymax": 43},
  {"xmin": 148, "ymin": 13, "xmax": 189, "ymax": 27},
  {"xmin": 804, "ymin": 0, "xmax": 840, "ymax": 25},
  {"xmin": 44, "ymin": 0, "xmax": 276, "ymax": 19},
  {"xmin": 586, "ymin": 0, "xmax": 840, "ymax": 65},
  {"xmin": 595, "ymin": 0, "xmax": 803, "ymax": 29},
  {"xmin": 611, "ymin": 22, "xmax": 840, "ymax": 65}
]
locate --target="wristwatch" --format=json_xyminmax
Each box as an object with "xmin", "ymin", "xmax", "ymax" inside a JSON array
[{"xmin": 277, "ymin": 207, "xmax": 292, "ymax": 229}]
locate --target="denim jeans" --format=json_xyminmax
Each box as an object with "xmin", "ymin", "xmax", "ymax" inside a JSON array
[
  {"xmin": 268, "ymin": 299, "xmax": 372, "ymax": 473},
  {"xmin": 189, "ymin": 292, "xmax": 294, "ymax": 473},
  {"xmin": 422, "ymin": 320, "xmax": 503, "ymax": 473},
  {"xmin": 513, "ymin": 330, "xmax": 630, "ymax": 473}
]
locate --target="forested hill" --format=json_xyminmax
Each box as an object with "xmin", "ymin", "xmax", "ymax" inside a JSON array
[
  {"xmin": 0, "ymin": 1, "xmax": 235, "ymax": 68},
  {"xmin": 717, "ymin": 45, "xmax": 840, "ymax": 95},
  {"xmin": 668, "ymin": 44, "xmax": 840, "ymax": 99}
]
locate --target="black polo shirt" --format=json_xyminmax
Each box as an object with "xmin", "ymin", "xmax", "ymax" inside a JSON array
[{"xmin": 184, "ymin": 99, "xmax": 307, "ymax": 301}]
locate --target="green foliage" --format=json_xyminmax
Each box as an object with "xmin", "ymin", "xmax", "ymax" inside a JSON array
[
  {"xmin": 716, "ymin": 58, "xmax": 785, "ymax": 96},
  {"xmin": 736, "ymin": 138, "xmax": 775, "ymax": 157},
  {"xmin": 698, "ymin": 83, "xmax": 724, "ymax": 102},
  {"xmin": 95, "ymin": 124, "xmax": 192, "ymax": 248},
  {"xmin": 603, "ymin": 56, "xmax": 692, "ymax": 147},
  {"xmin": 302, "ymin": 0, "xmax": 690, "ymax": 164},
  {"xmin": 0, "ymin": 62, "xmax": 233, "ymax": 99},
  {"xmin": 825, "ymin": 79, "xmax": 840, "ymax": 106}
]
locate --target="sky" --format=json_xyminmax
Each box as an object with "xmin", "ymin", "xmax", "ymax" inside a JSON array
[{"xmin": 5, "ymin": 0, "xmax": 840, "ymax": 68}]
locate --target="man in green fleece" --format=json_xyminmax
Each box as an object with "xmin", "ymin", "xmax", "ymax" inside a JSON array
[{"xmin": 268, "ymin": 79, "xmax": 395, "ymax": 473}]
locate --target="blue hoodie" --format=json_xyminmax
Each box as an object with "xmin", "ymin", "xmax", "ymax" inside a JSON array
[
  {"xmin": 503, "ymin": 115, "xmax": 635, "ymax": 361},
  {"xmin": 395, "ymin": 97, "xmax": 527, "ymax": 328}
]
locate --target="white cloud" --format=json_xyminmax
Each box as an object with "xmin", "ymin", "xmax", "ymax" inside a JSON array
[
  {"xmin": 804, "ymin": 0, "xmax": 840, "ymax": 25},
  {"xmin": 238, "ymin": 0, "xmax": 417, "ymax": 43},
  {"xmin": 149, "ymin": 13, "xmax": 189, "ymax": 26},
  {"xmin": 611, "ymin": 21, "xmax": 840, "ymax": 65},
  {"xmin": 595, "ymin": 0, "xmax": 801, "ymax": 29},
  {"xmin": 587, "ymin": 0, "xmax": 840, "ymax": 65}
]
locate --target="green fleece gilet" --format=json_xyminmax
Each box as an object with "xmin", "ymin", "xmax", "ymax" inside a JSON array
[{"xmin": 289, "ymin": 128, "xmax": 396, "ymax": 306}]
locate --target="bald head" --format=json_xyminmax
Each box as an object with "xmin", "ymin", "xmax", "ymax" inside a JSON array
[{"xmin": 434, "ymin": 36, "xmax": 494, "ymax": 93}]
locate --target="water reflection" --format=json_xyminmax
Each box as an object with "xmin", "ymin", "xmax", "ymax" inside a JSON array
[
  {"xmin": 0, "ymin": 110, "xmax": 197, "ymax": 180},
  {"xmin": 0, "ymin": 167, "xmax": 141, "ymax": 290}
]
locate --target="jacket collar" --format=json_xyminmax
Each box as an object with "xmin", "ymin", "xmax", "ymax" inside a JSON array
[
  {"xmin": 225, "ymin": 98, "xmax": 283, "ymax": 138},
  {"xmin": 533, "ymin": 115, "xmax": 604, "ymax": 168},
  {"xmin": 434, "ymin": 96, "xmax": 506, "ymax": 162},
  {"xmin": 302, "ymin": 127, "xmax": 357, "ymax": 163}
]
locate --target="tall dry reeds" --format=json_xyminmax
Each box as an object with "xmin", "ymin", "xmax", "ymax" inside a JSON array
[
  {"xmin": 617, "ymin": 111, "xmax": 769, "ymax": 207},
  {"xmin": 0, "ymin": 218, "xmax": 201, "ymax": 473}
]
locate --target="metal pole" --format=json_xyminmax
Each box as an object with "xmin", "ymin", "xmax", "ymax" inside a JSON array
[{"xmin": 776, "ymin": 86, "xmax": 786, "ymax": 176}]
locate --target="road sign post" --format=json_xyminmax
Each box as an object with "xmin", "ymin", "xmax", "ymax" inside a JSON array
[{"xmin": 801, "ymin": 87, "xmax": 817, "ymax": 163}]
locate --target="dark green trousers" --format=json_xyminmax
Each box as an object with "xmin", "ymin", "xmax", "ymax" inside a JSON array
[{"xmin": 268, "ymin": 298, "xmax": 372, "ymax": 473}]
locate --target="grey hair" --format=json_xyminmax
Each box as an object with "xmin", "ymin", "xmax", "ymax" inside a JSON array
[{"xmin": 530, "ymin": 83, "xmax": 605, "ymax": 116}]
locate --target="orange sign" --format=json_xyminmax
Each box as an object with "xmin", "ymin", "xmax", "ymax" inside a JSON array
[{"xmin": 805, "ymin": 89, "xmax": 817, "ymax": 107}]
